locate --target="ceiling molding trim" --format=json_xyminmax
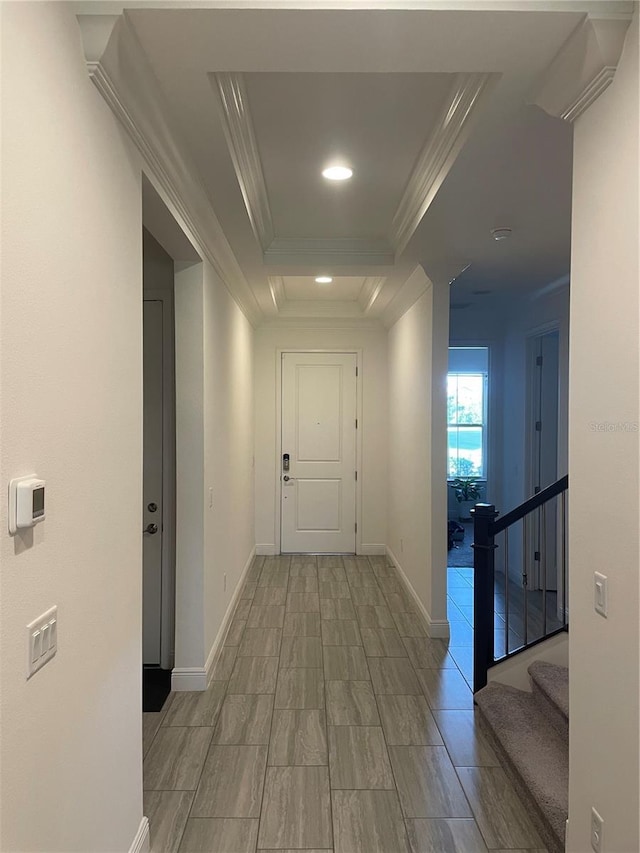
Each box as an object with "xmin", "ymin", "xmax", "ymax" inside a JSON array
[
  {"xmin": 211, "ymin": 73, "xmax": 275, "ymax": 250},
  {"xmin": 531, "ymin": 15, "xmax": 632, "ymax": 122},
  {"xmin": 358, "ymin": 276, "xmax": 387, "ymax": 315},
  {"xmin": 381, "ymin": 264, "xmax": 432, "ymax": 328},
  {"xmin": 276, "ymin": 300, "xmax": 366, "ymax": 319},
  {"xmin": 77, "ymin": 15, "xmax": 263, "ymax": 327},
  {"xmin": 260, "ymin": 317, "xmax": 384, "ymax": 332},
  {"xmin": 268, "ymin": 276, "xmax": 285, "ymax": 311},
  {"xmin": 529, "ymin": 272, "xmax": 570, "ymax": 301},
  {"xmin": 264, "ymin": 238, "xmax": 394, "ymax": 267},
  {"xmin": 389, "ymin": 72, "xmax": 497, "ymax": 258}
]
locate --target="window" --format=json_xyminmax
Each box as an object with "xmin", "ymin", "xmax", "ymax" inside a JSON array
[{"xmin": 447, "ymin": 348, "xmax": 488, "ymax": 478}]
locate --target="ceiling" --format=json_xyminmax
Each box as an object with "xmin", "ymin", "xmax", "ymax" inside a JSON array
[{"xmin": 76, "ymin": 2, "xmax": 630, "ymax": 323}]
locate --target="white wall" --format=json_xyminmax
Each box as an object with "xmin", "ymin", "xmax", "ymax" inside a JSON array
[
  {"xmin": 567, "ymin": 12, "xmax": 639, "ymax": 853},
  {"xmin": 203, "ymin": 263, "xmax": 254, "ymax": 656},
  {"xmin": 0, "ymin": 4, "xmax": 143, "ymax": 851},
  {"xmin": 254, "ymin": 322, "xmax": 387, "ymax": 554},
  {"xmin": 174, "ymin": 259, "xmax": 255, "ymax": 681},
  {"xmin": 387, "ymin": 273, "xmax": 449, "ymax": 636}
]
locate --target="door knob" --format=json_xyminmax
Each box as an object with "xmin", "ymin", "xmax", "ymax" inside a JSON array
[
  {"xmin": 147, "ymin": 502, "xmax": 158, "ymax": 513},
  {"xmin": 144, "ymin": 523, "xmax": 158, "ymax": 535}
]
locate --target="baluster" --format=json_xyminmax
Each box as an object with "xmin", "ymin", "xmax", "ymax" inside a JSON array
[
  {"xmin": 561, "ymin": 489, "xmax": 567, "ymax": 627},
  {"xmin": 542, "ymin": 501, "xmax": 547, "ymax": 637},
  {"xmin": 523, "ymin": 514, "xmax": 528, "ymax": 646},
  {"xmin": 504, "ymin": 527, "xmax": 509, "ymax": 655}
]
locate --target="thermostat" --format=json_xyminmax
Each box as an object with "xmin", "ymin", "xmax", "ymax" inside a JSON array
[{"xmin": 9, "ymin": 476, "xmax": 46, "ymax": 535}]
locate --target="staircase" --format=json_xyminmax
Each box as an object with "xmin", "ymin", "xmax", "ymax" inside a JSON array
[{"xmin": 475, "ymin": 661, "xmax": 568, "ymax": 853}]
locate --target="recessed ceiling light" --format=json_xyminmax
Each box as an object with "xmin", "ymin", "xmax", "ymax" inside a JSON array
[
  {"xmin": 322, "ymin": 165, "xmax": 353, "ymax": 182},
  {"xmin": 491, "ymin": 227, "xmax": 512, "ymax": 241},
  {"xmin": 315, "ymin": 276, "xmax": 333, "ymax": 284}
]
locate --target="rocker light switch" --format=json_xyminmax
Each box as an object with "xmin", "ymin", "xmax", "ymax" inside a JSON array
[{"xmin": 594, "ymin": 572, "xmax": 608, "ymax": 618}]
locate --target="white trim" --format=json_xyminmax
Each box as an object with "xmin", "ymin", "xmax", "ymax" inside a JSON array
[
  {"xmin": 171, "ymin": 666, "xmax": 207, "ymax": 691},
  {"xmin": 359, "ymin": 276, "xmax": 387, "ymax": 315},
  {"xmin": 264, "ymin": 237, "xmax": 394, "ymax": 267},
  {"xmin": 256, "ymin": 543, "xmax": 278, "ymax": 555},
  {"xmin": 203, "ymin": 546, "xmax": 257, "ymax": 683},
  {"xmin": 358, "ymin": 543, "xmax": 387, "ymax": 556},
  {"xmin": 77, "ymin": 16, "xmax": 263, "ymax": 327},
  {"xmin": 389, "ymin": 73, "xmax": 496, "ymax": 257},
  {"xmin": 129, "ymin": 817, "xmax": 150, "ymax": 853},
  {"xmin": 532, "ymin": 15, "xmax": 632, "ymax": 123},
  {"xmin": 212, "ymin": 73, "xmax": 274, "ymax": 250},
  {"xmin": 268, "ymin": 276, "xmax": 286, "ymax": 312},
  {"xmin": 386, "ymin": 547, "xmax": 450, "ymax": 639},
  {"xmin": 275, "ymin": 349, "xmax": 363, "ymax": 555}
]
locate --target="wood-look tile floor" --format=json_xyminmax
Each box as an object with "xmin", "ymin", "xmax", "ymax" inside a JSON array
[{"xmin": 144, "ymin": 555, "xmax": 548, "ymax": 853}]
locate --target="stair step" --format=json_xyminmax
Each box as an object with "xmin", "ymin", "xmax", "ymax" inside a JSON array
[
  {"xmin": 475, "ymin": 681, "xmax": 568, "ymax": 853},
  {"xmin": 528, "ymin": 661, "xmax": 569, "ymax": 744}
]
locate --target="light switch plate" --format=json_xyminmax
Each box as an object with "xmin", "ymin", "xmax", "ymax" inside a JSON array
[
  {"xmin": 27, "ymin": 606, "xmax": 57, "ymax": 678},
  {"xmin": 594, "ymin": 572, "xmax": 608, "ymax": 618}
]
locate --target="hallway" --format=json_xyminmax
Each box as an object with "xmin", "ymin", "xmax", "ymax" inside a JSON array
[{"xmin": 143, "ymin": 555, "xmax": 545, "ymax": 852}]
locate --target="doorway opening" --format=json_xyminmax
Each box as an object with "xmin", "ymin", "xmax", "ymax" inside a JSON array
[
  {"xmin": 447, "ymin": 346, "xmax": 489, "ymax": 570},
  {"xmin": 142, "ymin": 227, "xmax": 176, "ymax": 711}
]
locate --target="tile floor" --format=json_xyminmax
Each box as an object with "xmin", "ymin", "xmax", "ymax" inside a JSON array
[{"xmin": 143, "ymin": 555, "xmax": 547, "ymax": 853}]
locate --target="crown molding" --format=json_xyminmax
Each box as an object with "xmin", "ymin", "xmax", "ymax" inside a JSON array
[
  {"xmin": 389, "ymin": 72, "xmax": 496, "ymax": 258},
  {"xmin": 77, "ymin": 14, "xmax": 263, "ymax": 327},
  {"xmin": 264, "ymin": 237, "xmax": 394, "ymax": 267},
  {"xmin": 211, "ymin": 73, "xmax": 275, "ymax": 250},
  {"xmin": 382, "ymin": 264, "xmax": 433, "ymax": 328},
  {"xmin": 267, "ymin": 275, "xmax": 285, "ymax": 312},
  {"xmin": 358, "ymin": 276, "xmax": 387, "ymax": 315},
  {"xmin": 259, "ymin": 316, "xmax": 384, "ymax": 332},
  {"xmin": 276, "ymin": 300, "xmax": 366, "ymax": 319},
  {"xmin": 531, "ymin": 15, "xmax": 632, "ymax": 122}
]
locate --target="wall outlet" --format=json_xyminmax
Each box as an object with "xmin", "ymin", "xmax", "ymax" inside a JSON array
[
  {"xmin": 208, "ymin": 487, "xmax": 213, "ymax": 509},
  {"xmin": 223, "ymin": 573, "xmax": 227, "ymax": 592},
  {"xmin": 591, "ymin": 807, "xmax": 604, "ymax": 853},
  {"xmin": 27, "ymin": 606, "xmax": 57, "ymax": 679}
]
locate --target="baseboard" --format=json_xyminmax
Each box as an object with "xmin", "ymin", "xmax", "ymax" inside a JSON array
[
  {"xmin": 171, "ymin": 666, "xmax": 207, "ymax": 692},
  {"xmin": 129, "ymin": 817, "xmax": 150, "ymax": 853},
  {"xmin": 358, "ymin": 543, "xmax": 387, "ymax": 556},
  {"xmin": 256, "ymin": 543, "xmax": 277, "ymax": 555},
  {"xmin": 386, "ymin": 547, "xmax": 450, "ymax": 640},
  {"xmin": 203, "ymin": 545, "xmax": 256, "ymax": 685}
]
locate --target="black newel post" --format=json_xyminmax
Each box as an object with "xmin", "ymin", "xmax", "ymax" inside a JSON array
[{"xmin": 472, "ymin": 503, "xmax": 498, "ymax": 693}]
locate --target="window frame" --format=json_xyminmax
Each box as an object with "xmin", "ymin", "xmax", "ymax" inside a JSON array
[{"xmin": 447, "ymin": 370, "xmax": 488, "ymax": 480}]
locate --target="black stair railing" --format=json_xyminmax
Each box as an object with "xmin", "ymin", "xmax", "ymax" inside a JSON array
[{"xmin": 472, "ymin": 475, "xmax": 569, "ymax": 692}]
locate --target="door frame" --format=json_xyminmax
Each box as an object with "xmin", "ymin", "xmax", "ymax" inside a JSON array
[
  {"xmin": 274, "ymin": 348, "xmax": 363, "ymax": 555},
  {"xmin": 143, "ymin": 286, "xmax": 176, "ymax": 670},
  {"xmin": 525, "ymin": 320, "xmax": 561, "ymax": 594}
]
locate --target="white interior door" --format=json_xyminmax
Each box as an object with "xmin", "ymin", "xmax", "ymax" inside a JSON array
[
  {"xmin": 281, "ymin": 352, "xmax": 357, "ymax": 553},
  {"xmin": 143, "ymin": 300, "xmax": 164, "ymax": 665},
  {"xmin": 529, "ymin": 330, "xmax": 560, "ymax": 591}
]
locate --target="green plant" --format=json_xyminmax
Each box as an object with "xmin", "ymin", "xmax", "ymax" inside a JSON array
[{"xmin": 450, "ymin": 477, "xmax": 484, "ymax": 503}]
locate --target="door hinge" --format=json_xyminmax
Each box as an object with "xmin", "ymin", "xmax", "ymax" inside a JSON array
[
  {"xmin": 355, "ymin": 471, "xmax": 358, "ymax": 481},
  {"xmin": 356, "ymin": 366, "xmax": 358, "ymax": 377},
  {"xmin": 535, "ymin": 420, "xmax": 542, "ymax": 432},
  {"xmin": 536, "ymin": 355, "xmax": 543, "ymax": 366},
  {"xmin": 355, "ymin": 522, "xmax": 358, "ymax": 533},
  {"xmin": 355, "ymin": 418, "xmax": 358, "ymax": 429},
  {"xmin": 534, "ymin": 551, "xmax": 541, "ymax": 562}
]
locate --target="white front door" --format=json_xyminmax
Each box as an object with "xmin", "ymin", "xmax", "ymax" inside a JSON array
[
  {"xmin": 281, "ymin": 352, "xmax": 357, "ymax": 553},
  {"xmin": 143, "ymin": 299, "xmax": 164, "ymax": 664}
]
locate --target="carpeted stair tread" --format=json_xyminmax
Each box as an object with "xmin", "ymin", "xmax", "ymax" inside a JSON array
[
  {"xmin": 475, "ymin": 681, "xmax": 568, "ymax": 852},
  {"xmin": 528, "ymin": 661, "xmax": 569, "ymax": 720}
]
